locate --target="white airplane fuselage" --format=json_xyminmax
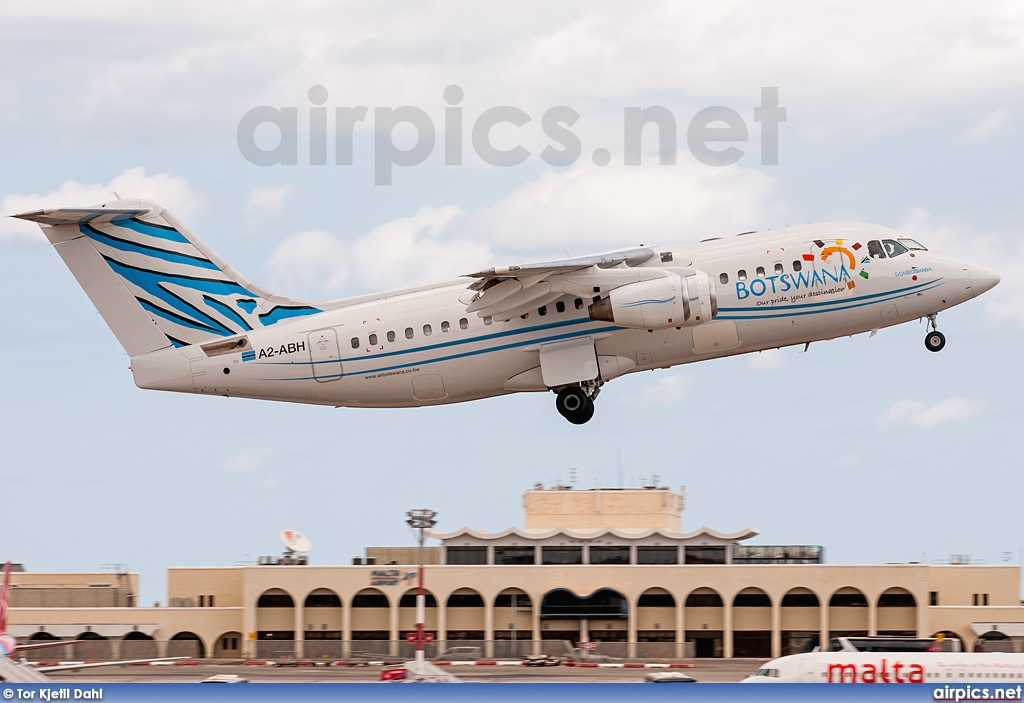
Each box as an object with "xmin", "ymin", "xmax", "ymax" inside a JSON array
[
  {"xmin": 743, "ymin": 651, "xmax": 1024, "ymax": 684},
  {"xmin": 129, "ymin": 222, "xmax": 996, "ymax": 409}
]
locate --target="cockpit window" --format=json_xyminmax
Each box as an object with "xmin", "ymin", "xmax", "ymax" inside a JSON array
[
  {"xmin": 867, "ymin": 240, "xmax": 886, "ymax": 259},
  {"xmin": 754, "ymin": 668, "xmax": 780, "ymax": 678},
  {"xmin": 899, "ymin": 238, "xmax": 927, "ymax": 251},
  {"xmin": 883, "ymin": 239, "xmax": 909, "ymax": 257}
]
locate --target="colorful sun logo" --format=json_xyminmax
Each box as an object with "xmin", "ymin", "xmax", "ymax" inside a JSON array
[{"xmin": 802, "ymin": 239, "xmax": 869, "ymax": 289}]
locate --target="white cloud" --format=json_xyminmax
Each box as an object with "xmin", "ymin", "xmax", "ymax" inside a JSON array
[
  {"xmin": 953, "ymin": 107, "xmax": 1010, "ymax": 145},
  {"xmin": 264, "ymin": 205, "xmax": 485, "ymax": 298},
  {"xmin": 220, "ymin": 447, "xmax": 279, "ymax": 474},
  {"xmin": 614, "ymin": 373, "xmax": 691, "ymax": 409},
  {"xmin": 245, "ymin": 183, "xmax": 296, "ymax": 218},
  {"xmin": 879, "ymin": 397, "xmax": 982, "ymax": 429},
  {"xmin": 0, "ymin": 167, "xmax": 201, "ymax": 245},
  {"xmin": 747, "ymin": 348, "xmax": 785, "ymax": 371},
  {"xmin": 4, "ymin": 3, "xmax": 1024, "ymax": 147},
  {"xmin": 262, "ymin": 161, "xmax": 781, "ymax": 300}
]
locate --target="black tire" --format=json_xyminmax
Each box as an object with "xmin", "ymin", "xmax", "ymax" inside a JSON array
[
  {"xmin": 925, "ymin": 330, "xmax": 946, "ymax": 352},
  {"xmin": 556, "ymin": 387, "xmax": 593, "ymax": 424}
]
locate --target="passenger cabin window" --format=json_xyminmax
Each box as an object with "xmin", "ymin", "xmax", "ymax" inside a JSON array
[
  {"xmin": 520, "ymin": 313, "xmax": 529, "ymax": 319},
  {"xmin": 720, "ymin": 273, "xmax": 729, "ymax": 284},
  {"xmin": 774, "ymin": 263, "xmax": 784, "ymax": 274},
  {"xmin": 574, "ymin": 298, "xmax": 584, "ymax": 310},
  {"xmin": 756, "ymin": 266, "xmax": 765, "ymax": 277},
  {"xmin": 538, "ymin": 305, "xmax": 547, "ymax": 316},
  {"xmin": 793, "ymin": 260, "xmax": 802, "ymax": 272},
  {"xmin": 738, "ymin": 269, "xmax": 747, "ymax": 281},
  {"xmin": 423, "ymin": 324, "xmax": 432, "ymax": 336},
  {"xmin": 405, "ymin": 327, "xmax": 414, "ymax": 339},
  {"xmin": 441, "ymin": 321, "xmax": 450, "ymax": 332},
  {"xmin": 883, "ymin": 239, "xmax": 909, "ymax": 257},
  {"xmin": 459, "ymin": 318, "xmax": 469, "ymax": 330},
  {"xmin": 867, "ymin": 240, "xmax": 887, "ymax": 259},
  {"xmin": 350, "ymin": 337, "xmax": 359, "ymax": 349},
  {"xmin": 368, "ymin": 333, "xmax": 378, "ymax": 346},
  {"xmin": 556, "ymin": 301, "xmax": 565, "ymax": 313},
  {"xmin": 899, "ymin": 238, "xmax": 927, "ymax": 251},
  {"xmin": 387, "ymin": 331, "xmax": 396, "ymax": 342}
]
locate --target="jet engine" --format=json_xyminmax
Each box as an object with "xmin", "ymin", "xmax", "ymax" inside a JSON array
[{"xmin": 588, "ymin": 271, "xmax": 717, "ymax": 330}]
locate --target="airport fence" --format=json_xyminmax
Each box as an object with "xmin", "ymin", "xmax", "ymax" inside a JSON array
[
  {"xmin": 20, "ymin": 640, "xmax": 200, "ymax": 662},
  {"xmin": 251, "ymin": 639, "xmax": 695, "ymax": 662}
]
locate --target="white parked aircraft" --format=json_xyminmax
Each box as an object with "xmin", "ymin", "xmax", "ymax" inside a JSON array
[
  {"xmin": 742, "ymin": 651, "xmax": 1024, "ymax": 684},
  {"xmin": 0, "ymin": 562, "xmax": 183, "ymax": 683},
  {"xmin": 15, "ymin": 199, "xmax": 999, "ymax": 424}
]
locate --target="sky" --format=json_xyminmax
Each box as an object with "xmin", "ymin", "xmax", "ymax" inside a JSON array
[{"xmin": 1, "ymin": 1, "xmax": 1023, "ymax": 606}]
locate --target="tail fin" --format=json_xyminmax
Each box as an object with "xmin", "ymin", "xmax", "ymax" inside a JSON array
[
  {"xmin": 1, "ymin": 561, "xmax": 10, "ymax": 634},
  {"xmin": 13, "ymin": 199, "xmax": 322, "ymax": 356}
]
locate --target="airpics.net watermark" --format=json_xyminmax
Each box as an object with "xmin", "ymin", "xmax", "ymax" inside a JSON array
[{"xmin": 237, "ymin": 85, "xmax": 786, "ymax": 185}]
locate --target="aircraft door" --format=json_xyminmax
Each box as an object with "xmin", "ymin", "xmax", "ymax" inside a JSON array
[{"xmin": 308, "ymin": 329, "xmax": 344, "ymax": 382}]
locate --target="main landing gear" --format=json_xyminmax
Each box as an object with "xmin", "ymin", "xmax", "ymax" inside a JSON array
[
  {"xmin": 924, "ymin": 313, "xmax": 946, "ymax": 352},
  {"xmin": 555, "ymin": 381, "xmax": 601, "ymax": 425}
]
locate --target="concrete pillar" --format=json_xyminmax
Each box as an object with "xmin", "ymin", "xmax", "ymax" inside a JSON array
[
  {"xmin": 342, "ymin": 597, "xmax": 352, "ymax": 660},
  {"xmin": 243, "ymin": 594, "xmax": 258, "ymax": 660},
  {"xmin": 868, "ymin": 600, "xmax": 878, "ymax": 636},
  {"xmin": 484, "ymin": 597, "xmax": 494, "ymax": 659},
  {"xmin": 437, "ymin": 601, "xmax": 447, "ymax": 656},
  {"xmin": 531, "ymin": 599, "xmax": 542, "ymax": 656},
  {"xmin": 675, "ymin": 597, "xmax": 685, "ymax": 659},
  {"xmin": 294, "ymin": 602, "xmax": 304, "ymax": 659},
  {"xmin": 389, "ymin": 598, "xmax": 400, "ymax": 657},
  {"xmin": 771, "ymin": 601, "xmax": 781, "ymax": 658},
  {"xmin": 627, "ymin": 597, "xmax": 638, "ymax": 659},
  {"xmin": 723, "ymin": 602, "xmax": 733, "ymax": 658},
  {"xmin": 819, "ymin": 604, "xmax": 829, "ymax": 652}
]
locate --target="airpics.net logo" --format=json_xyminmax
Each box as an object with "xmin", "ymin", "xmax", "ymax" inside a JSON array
[{"xmin": 237, "ymin": 85, "xmax": 786, "ymax": 185}]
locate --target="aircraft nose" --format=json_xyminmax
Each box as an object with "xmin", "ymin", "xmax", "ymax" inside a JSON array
[{"xmin": 968, "ymin": 264, "xmax": 1000, "ymax": 297}]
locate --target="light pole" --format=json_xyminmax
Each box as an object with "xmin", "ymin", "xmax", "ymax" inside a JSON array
[{"xmin": 406, "ymin": 508, "xmax": 437, "ymax": 670}]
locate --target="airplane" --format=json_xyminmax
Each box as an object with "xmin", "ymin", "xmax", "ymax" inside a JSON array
[
  {"xmin": 742, "ymin": 650, "xmax": 1024, "ymax": 683},
  {"xmin": 13, "ymin": 198, "xmax": 999, "ymax": 424},
  {"xmin": 0, "ymin": 562, "xmax": 184, "ymax": 682}
]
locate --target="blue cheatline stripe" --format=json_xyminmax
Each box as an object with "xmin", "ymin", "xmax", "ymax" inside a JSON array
[
  {"xmin": 259, "ymin": 325, "xmax": 621, "ymax": 382},
  {"xmin": 717, "ymin": 281, "xmax": 944, "ymax": 320},
  {"xmin": 112, "ymin": 217, "xmax": 190, "ymax": 244},
  {"xmin": 718, "ymin": 277, "xmax": 938, "ymax": 313},
  {"xmin": 81, "ymin": 224, "xmax": 219, "ymax": 271},
  {"xmin": 256, "ymin": 316, "xmax": 596, "ymax": 366}
]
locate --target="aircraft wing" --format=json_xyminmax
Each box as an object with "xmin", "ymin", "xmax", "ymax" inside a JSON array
[
  {"xmin": 37, "ymin": 657, "xmax": 186, "ymax": 673},
  {"xmin": 462, "ymin": 247, "xmax": 685, "ymax": 321},
  {"xmin": 0, "ymin": 656, "xmax": 53, "ymax": 683},
  {"xmin": 464, "ymin": 247, "xmax": 657, "ymax": 284}
]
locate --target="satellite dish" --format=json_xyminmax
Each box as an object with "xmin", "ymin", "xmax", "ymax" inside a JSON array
[{"xmin": 280, "ymin": 530, "xmax": 312, "ymax": 553}]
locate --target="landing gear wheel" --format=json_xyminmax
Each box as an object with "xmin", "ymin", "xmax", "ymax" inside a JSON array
[
  {"xmin": 925, "ymin": 330, "xmax": 946, "ymax": 352},
  {"xmin": 556, "ymin": 387, "xmax": 595, "ymax": 425}
]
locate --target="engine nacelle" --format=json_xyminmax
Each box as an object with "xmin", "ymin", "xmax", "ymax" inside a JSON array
[{"xmin": 588, "ymin": 271, "xmax": 717, "ymax": 330}]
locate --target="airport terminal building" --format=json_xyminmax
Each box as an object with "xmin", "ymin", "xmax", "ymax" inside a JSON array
[{"xmin": 7, "ymin": 485, "xmax": 1024, "ymax": 661}]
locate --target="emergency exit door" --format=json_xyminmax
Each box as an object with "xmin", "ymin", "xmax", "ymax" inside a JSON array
[{"xmin": 308, "ymin": 329, "xmax": 344, "ymax": 382}]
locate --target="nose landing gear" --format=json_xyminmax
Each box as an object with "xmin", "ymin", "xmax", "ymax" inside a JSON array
[
  {"xmin": 555, "ymin": 381, "xmax": 601, "ymax": 425},
  {"xmin": 924, "ymin": 313, "xmax": 946, "ymax": 352}
]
